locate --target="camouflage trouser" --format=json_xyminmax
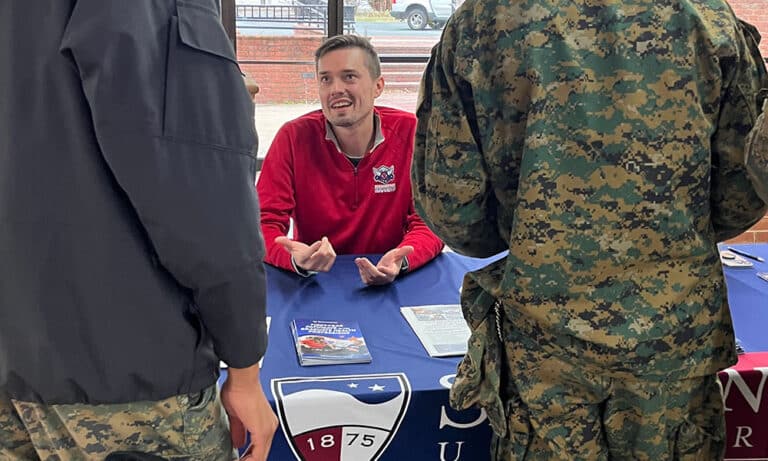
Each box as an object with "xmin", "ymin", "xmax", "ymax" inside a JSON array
[
  {"xmin": 0, "ymin": 384, "xmax": 236, "ymax": 461},
  {"xmin": 494, "ymin": 326, "xmax": 726, "ymax": 461}
]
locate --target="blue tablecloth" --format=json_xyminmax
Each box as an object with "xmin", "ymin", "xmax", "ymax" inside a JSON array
[
  {"xmin": 254, "ymin": 251, "xmax": 499, "ymax": 461},
  {"xmin": 720, "ymin": 244, "xmax": 768, "ymax": 353},
  {"xmin": 228, "ymin": 244, "xmax": 768, "ymax": 461}
]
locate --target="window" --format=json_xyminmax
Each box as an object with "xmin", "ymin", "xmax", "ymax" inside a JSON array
[{"xmin": 221, "ymin": 0, "xmax": 459, "ymax": 163}]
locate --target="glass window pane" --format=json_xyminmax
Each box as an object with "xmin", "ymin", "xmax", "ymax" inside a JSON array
[
  {"xmin": 236, "ymin": 0, "xmax": 329, "ymax": 162},
  {"xmin": 235, "ymin": 0, "xmax": 461, "ymax": 163},
  {"xmin": 349, "ymin": 0, "xmax": 462, "ymax": 112}
]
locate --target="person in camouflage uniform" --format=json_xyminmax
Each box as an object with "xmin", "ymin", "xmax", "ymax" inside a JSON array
[
  {"xmin": 1, "ymin": 385, "xmax": 231, "ymax": 461},
  {"xmin": 412, "ymin": 0, "xmax": 768, "ymax": 459}
]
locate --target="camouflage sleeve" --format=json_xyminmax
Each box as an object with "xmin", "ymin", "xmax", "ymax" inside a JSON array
[
  {"xmin": 710, "ymin": 20, "xmax": 768, "ymax": 241},
  {"xmin": 411, "ymin": 39, "xmax": 508, "ymax": 258},
  {"xmin": 746, "ymin": 99, "xmax": 768, "ymax": 202}
]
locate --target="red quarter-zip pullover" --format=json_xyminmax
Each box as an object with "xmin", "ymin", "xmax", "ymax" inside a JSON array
[{"xmin": 257, "ymin": 107, "xmax": 443, "ymax": 272}]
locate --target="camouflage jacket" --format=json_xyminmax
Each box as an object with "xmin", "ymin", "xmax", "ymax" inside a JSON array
[
  {"xmin": 412, "ymin": 0, "xmax": 768, "ymax": 435},
  {"xmin": 746, "ymin": 98, "xmax": 768, "ymax": 201}
]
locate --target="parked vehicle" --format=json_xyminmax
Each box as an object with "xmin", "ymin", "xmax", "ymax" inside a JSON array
[{"xmin": 390, "ymin": 0, "xmax": 457, "ymax": 30}]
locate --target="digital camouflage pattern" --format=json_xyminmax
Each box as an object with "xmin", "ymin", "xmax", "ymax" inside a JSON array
[
  {"xmin": 490, "ymin": 310, "xmax": 726, "ymax": 460},
  {"xmin": 411, "ymin": 0, "xmax": 768, "ymax": 456},
  {"xmin": 743, "ymin": 20, "xmax": 768, "ymax": 203},
  {"xmin": 746, "ymin": 98, "xmax": 768, "ymax": 202},
  {"xmin": 0, "ymin": 385, "xmax": 235, "ymax": 461}
]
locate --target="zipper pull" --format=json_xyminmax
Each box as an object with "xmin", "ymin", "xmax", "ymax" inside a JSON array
[{"xmin": 494, "ymin": 300, "xmax": 503, "ymax": 342}]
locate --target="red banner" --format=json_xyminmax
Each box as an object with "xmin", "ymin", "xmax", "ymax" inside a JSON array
[{"xmin": 720, "ymin": 352, "xmax": 768, "ymax": 460}]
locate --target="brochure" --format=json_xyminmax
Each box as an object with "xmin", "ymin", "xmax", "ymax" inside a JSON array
[
  {"xmin": 400, "ymin": 304, "xmax": 470, "ymax": 357},
  {"xmin": 720, "ymin": 250, "xmax": 753, "ymax": 268},
  {"xmin": 291, "ymin": 319, "xmax": 372, "ymax": 366}
]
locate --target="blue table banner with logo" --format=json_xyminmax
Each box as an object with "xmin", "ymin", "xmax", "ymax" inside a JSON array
[
  {"xmin": 222, "ymin": 244, "xmax": 768, "ymax": 461},
  {"xmin": 223, "ymin": 252, "xmax": 498, "ymax": 461}
]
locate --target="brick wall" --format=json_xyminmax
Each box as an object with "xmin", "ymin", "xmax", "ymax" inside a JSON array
[
  {"xmin": 730, "ymin": 0, "xmax": 768, "ymax": 57},
  {"xmin": 726, "ymin": 215, "xmax": 768, "ymax": 243},
  {"xmin": 238, "ymin": 35, "xmax": 323, "ymax": 104}
]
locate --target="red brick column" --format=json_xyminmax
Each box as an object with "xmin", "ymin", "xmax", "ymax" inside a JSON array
[
  {"xmin": 237, "ymin": 35, "xmax": 323, "ymax": 104},
  {"xmin": 730, "ymin": 0, "xmax": 768, "ymax": 57}
]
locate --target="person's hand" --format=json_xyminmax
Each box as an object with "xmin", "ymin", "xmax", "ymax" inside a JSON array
[
  {"xmin": 355, "ymin": 246, "xmax": 414, "ymax": 285},
  {"xmin": 275, "ymin": 236, "xmax": 336, "ymax": 272},
  {"xmin": 221, "ymin": 365, "xmax": 278, "ymax": 461}
]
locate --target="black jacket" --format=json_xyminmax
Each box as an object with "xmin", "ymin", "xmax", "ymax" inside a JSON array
[{"xmin": 0, "ymin": 0, "xmax": 268, "ymax": 404}]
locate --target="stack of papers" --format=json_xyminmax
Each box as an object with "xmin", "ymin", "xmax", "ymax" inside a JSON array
[
  {"xmin": 401, "ymin": 304, "xmax": 470, "ymax": 357},
  {"xmin": 720, "ymin": 250, "xmax": 753, "ymax": 268}
]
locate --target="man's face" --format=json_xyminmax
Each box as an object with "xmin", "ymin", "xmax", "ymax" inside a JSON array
[{"xmin": 317, "ymin": 47, "xmax": 384, "ymax": 129}]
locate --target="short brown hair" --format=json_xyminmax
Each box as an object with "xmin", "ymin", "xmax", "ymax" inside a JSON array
[{"xmin": 315, "ymin": 35, "xmax": 381, "ymax": 79}]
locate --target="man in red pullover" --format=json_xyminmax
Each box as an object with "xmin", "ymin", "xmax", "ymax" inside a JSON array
[{"xmin": 257, "ymin": 35, "xmax": 443, "ymax": 285}]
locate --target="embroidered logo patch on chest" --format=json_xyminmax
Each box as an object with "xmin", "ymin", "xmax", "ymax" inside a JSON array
[{"xmin": 373, "ymin": 165, "xmax": 396, "ymax": 193}]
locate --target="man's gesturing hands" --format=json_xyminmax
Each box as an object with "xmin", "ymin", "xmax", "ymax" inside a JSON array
[
  {"xmin": 355, "ymin": 246, "xmax": 414, "ymax": 286},
  {"xmin": 277, "ymin": 236, "xmax": 413, "ymax": 285},
  {"xmin": 276, "ymin": 236, "xmax": 336, "ymax": 273}
]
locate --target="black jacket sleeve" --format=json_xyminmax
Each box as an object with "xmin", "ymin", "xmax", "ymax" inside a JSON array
[{"xmin": 60, "ymin": 0, "xmax": 268, "ymax": 368}]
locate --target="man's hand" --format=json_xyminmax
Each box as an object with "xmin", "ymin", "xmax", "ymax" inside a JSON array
[
  {"xmin": 275, "ymin": 236, "xmax": 336, "ymax": 272},
  {"xmin": 355, "ymin": 246, "xmax": 414, "ymax": 285},
  {"xmin": 221, "ymin": 364, "xmax": 278, "ymax": 461}
]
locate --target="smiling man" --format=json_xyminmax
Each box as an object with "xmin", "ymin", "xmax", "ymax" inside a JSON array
[{"xmin": 257, "ymin": 35, "xmax": 443, "ymax": 285}]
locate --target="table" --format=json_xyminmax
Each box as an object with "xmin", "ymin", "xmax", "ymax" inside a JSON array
[
  {"xmin": 232, "ymin": 244, "xmax": 768, "ymax": 461},
  {"xmin": 250, "ymin": 251, "xmax": 496, "ymax": 461},
  {"xmin": 717, "ymin": 244, "xmax": 768, "ymax": 461}
]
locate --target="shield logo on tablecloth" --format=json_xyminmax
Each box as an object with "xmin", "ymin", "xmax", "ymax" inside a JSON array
[{"xmin": 272, "ymin": 373, "xmax": 411, "ymax": 461}]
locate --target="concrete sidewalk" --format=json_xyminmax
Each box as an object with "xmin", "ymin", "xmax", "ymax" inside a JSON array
[{"xmin": 254, "ymin": 103, "xmax": 315, "ymax": 159}]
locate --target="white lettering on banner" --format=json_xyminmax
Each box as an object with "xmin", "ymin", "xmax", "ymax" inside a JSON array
[
  {"xmin": 733, "ymin": 426, "xmax": 754, "ymax": 448},
  {"xmin": 717, "ymin": 376, "xmax": 729, "ymax": 412},
  {"xmin": 438, "ymin": 441, "xmax": 465, "ymax": 461},
  {"xmin": 439, "ymin": 406, "xmax": 488, "ymax": 429},
  {"xmin": 720, "ymin": 367, "xmax": 768, "ymax": 413},
  {"xmin": 440, "ymin": 374, "xmax": 456, "ymax": 390}
]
